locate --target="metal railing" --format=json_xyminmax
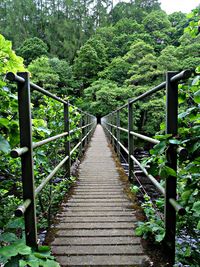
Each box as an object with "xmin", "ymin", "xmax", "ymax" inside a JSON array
[
  {"xmin": 101, "ymin": 70, "xmax": 191, "ymax": 264},
  {"xmin": 6, "ymin": 72, "xmax": 97, "ymax": 248}
]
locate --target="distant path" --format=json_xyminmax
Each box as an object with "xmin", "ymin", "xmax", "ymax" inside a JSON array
[{"xmin": 51, "ymin": 125, "xmax": 149, "ymax": 266}]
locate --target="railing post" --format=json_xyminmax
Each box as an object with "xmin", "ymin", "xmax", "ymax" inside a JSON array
[
  {"xmin": 165, "ymin": 71, "xmax": 178, "ymax": 264},
  {"xmin": 79, "ymin": 114, "xmax": 83, "ymax": 157},
  {"xmin": 128, "ymin": 100, "xmax": 134, "ymax": 180},
  {"xmin": 111, "ymin": 113, "xmax": 115, "ymax": 148},
  {"xmin": 86, "ymin": 114, "xmax": 89, "ymax": 144},
  {"xmin": 17, "ymin": 72, "xmax": 37, "ymax": 248},
  {"xmin": 116, "ymin": 110, "xmax": 120, "ymax": 158},
  {"xmin": 64, "ymin": 101, "xmax": 71, "ymax": 178}
]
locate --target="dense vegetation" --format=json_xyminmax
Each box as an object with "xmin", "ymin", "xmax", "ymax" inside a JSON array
[{"xmin": 0, "ymin": 0, "xmax": 200, "ymax": 266}]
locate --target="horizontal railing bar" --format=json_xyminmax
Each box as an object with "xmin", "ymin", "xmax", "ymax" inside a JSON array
[
  {"xmin": 35, "ymin": 154, "xmax": 69, "ymax": 196},
  {"xmin": 103, "ymin": 123, "xmax": 186, "ymax": 216},
  {"xmin": 30, "ymin": 82, "xmax": 68, "ymax": 104},
  {"xmin": 10, "ymin": 147, "xmax": 29, "ymax": 158},
  {"xmin": 6, "ymin": 73, "xmax": 95, "ymax": 119},
  {"xmin": 11, "ymin": 122, "xmax": 96, "ymax": 157},
  {"xmin": 103, "ymin": 124, "xmax": 129, "ymax": 154},
  {"xmin": 130, "ymin": 131, "xmax": 159, "ymax": 144},
  {"xmin": 6, "ymin": 72, "xmax": 25, "ymax": 83},
  {"xmin": 170, "ymin": 70, "xmax": 191, "ymax": 83},
  {"xmin": 104, "ymin": 122, "xmax": 187, "ymax": 156},
  {"xmin": 118, "ymin": 141, "xmax": 129, "ymax": 155},
  {"xmin": 104, "ymin": 122, "xmax": 129, "ymax": 133},
  {"xmin": 69, "ymin": 103, "xmax": 95, "ymax": 118},
  {"xmin": 115, "ymin": 103, "xmax": 129, "ymax": 113},
  {"xmin": 33, "ymin": 132, "xmax": 68, "ymax": 149},
  {"xmin": 130, "ymin": 155, "xmax": 165, "ymax": 195},
  {"xmin": 129, "ymin": 82, "xmax": 166, "ymax": 105},
  {"xmin": 15, "ymin": 199, "xmax": 31, "ymax": 217},
  {"xmin": 118, "ymin": 126, "xmax": 128, "ymax": 133},
  {"xmin": 102, "ymin": 70, "xmax": 191, "ymax": 118},
  {"xmin": 169, "ymin": 198, "xmax": 186, "ymax": 216},
  {"xmin": 70, "ymin": 122, "xmax": 94, "ymax": 135},
  {"xmin": 70, "ymin": 127, "xmax": 94, "ymax": 155},
  {"xmin": 6, "ymin": 72, "xmax": 68, "ymax": 104},
  {"xmin": 34, "ymin": 122, "xmax": 94, "ymax": 149}
]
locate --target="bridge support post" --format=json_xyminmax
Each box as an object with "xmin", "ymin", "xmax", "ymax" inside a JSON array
[
  {"xmin": 165, "ymin": 71, "xmax": 178, "ymax": 265},
  {"xmin": 86, "ymin": 114, "xmax": 89, "ymax": 144},
  {"xmin": 64, "ymin": 101, "xmax": 71, "ymax": 178},
  {"xmin": 79, "ymin": 115, "xmax": 83, "ymax": 157},
  {"xmin": 116, "ymin": 110, "xmax": 120, "ymax": 158},
  {"xmin": 17, "ymin": 72, "xmax": 37, "ymax": 248},
  {"xmin": 111, "ymin": 113, "xmax": 115, "ymax": 148},
  {"xmin": 128, "ymin": 100, "xmax": 134, "ymax": 180}
]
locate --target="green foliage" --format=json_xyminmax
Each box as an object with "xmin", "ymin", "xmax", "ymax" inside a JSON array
[
  {"xmin": 135, "ymin": 72, "xmax": 200, "ymax": 266},
  {"xmin": 16, "ymin": 37, "xmax": 48, "ymax": 65},
  {"xmin": 82, "ymin": 79, "xmax": 133, "ymax": 117},
  {"xmin": 0, "ymin": 241, "xmax": 60, "ymax": 267},
  {"xmin": 73, "ymin": 38, "xmax": 107, "ymax": 88},
  {"xmin": 28, "ymin": 56, "xmax": 59, "ymax": 91},
  {"xmin": 135, "ymin": 194, "xmax": 165, "ymax": 242}
]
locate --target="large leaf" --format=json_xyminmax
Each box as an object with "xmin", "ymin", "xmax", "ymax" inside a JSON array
[
  {"xmin": 192, "ymin": 201, "xmax": 200, "ymax": 215},
  {"xmin": 194, "ymin": 89, "xmax": 200, "ymax": 104},
  {"xmin": 0, "ymin": 232, "xmax": 18, "ymax": 243},
  {"xmin": 0, "ymin": 134, "xmax": 10, "ymax": 153}
]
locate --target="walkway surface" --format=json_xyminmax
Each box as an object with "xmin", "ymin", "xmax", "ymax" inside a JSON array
[{"xmin": 51, "ymin": 125, "xmax": 149, "ymax": 266}]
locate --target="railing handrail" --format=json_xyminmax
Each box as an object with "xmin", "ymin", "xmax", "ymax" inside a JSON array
[
  {"xmin": 103, "ymin": 70, "xmax": 191, "ymax": 116},
  {"xmin": 101, "ymin": 70, "xmax": 192, "ymax": 264},
  {"xmin": 6, "ymin": 71, "xmax": 97, "ymax": 248}
]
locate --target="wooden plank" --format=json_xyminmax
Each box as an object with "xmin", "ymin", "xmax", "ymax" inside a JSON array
[
  {"xmin": 55, "ymin": 255, "xmax": 148, "ymax": 266},
  {"xmin": 50, "ymin": 125, "xmax": 149, "ymax": 266}
]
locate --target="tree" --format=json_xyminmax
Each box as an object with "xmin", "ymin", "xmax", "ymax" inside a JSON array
[
  {"xmin": 16, "ymin": 37, "xmax": 48, "ymax": 65},
  {"xmin": 28, "ymin": 56, "xmax": 59, "ymax": 91},
  {"xmin": 142, "ymin": 10, "xmax": 172, "ymax": 52},
  {"xmin": 168, "ymin": 12, "xmax": 188, "ymax": 46},
  {"xmin": 127, "ymin": 53, "xmax": 161, "ymax": 86},
  {"xmin": 134, "ymin": 0, "xmax": 161, "ymax": 12},
  {"xmin": 73, "ymin": 38, "xmax": 107, "ymax": 88},
  {"xmin": 157, "ymin": 45, "xmax": 179, "ymax": 72},
  {"xmin": 49, "ymin": 57, "xmax": 78, "ymax": 95},
  {"xmin": 124, "ymin": 40, "xmax": 154, "ymax": 64},
  {"xmin": 82, "ymin": 79, "xmax": 133, "ymax": 117},
  {"xmin": 98, "ymin": 57, "xmax": 130, "ymax": 85}
]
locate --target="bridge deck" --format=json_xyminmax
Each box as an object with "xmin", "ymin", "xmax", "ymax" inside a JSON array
[{"xmin": 51, "ymin": 125, "xmax": 149, "ymax": 266}]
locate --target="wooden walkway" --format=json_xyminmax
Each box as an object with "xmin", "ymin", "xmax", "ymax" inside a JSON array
[{"xmin": 51, "ymin": 125, "xmax": 149, "ymax": 266}]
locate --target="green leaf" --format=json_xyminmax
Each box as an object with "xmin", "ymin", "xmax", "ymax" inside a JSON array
[
  {"xmin": 192, "ymin": 201, "xmax": 200, "ymax": 215},
  {"xmin": 0, "ymin": 134, "xmax": 10, "ymax": 153},
  {"xmin": 17, "ymin": 243, "xmax": 31, "ymax": 255},
  {"xmin": 0, "ymin": 118, "xmax": 10, "ymax": 128},
  {"xmin": 38, "ymin": 246, "xmax": 50, "ymax": 252},
  {"xmin": 159, "ymin": 166, "xmax": 176, "ymax": 179},
  {"xmin": 197, "ymin": 221, "xmax": 200, "ymax": 230},
  {"xmin": 0, "ymin": 244, "xmax": 18, "ymax": 258},
  {"xmin": 45, "ymin": 260, "xmax": 60, "ymax": 267},
  {"xmin": 169, "ymin": 139, "xmax": 181, "ymax": 145},
  {"xmin": 181, "ymin": 190, "xmax": 192, "ymax": 202},
  {"xmin": 194, "ymin": 89, "xmax": 200, "ymax": 104},
  {"xmin": 190, "ymin": 142, "xmax": 200, "ymax": 153},
  {"xmin": 155, "ymin": 233, "xmax": 165, "ymax": 242},
  {"xmin": 0, "ymin": 232, "xmax": 18, "ymax": 243},
  {"xmin": 135, "ymin": 227, "xmax": 143, "ymax": 236},
  {"xmin": 151, "ymin": 141, "xmax": 166, "ymax": 155},
  {"xmin": 6, "ymin": 217, "xmax": 25, "ymax": 229}
]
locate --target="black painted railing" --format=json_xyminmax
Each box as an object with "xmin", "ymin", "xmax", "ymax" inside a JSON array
[
  {"xmin": 6, "ymin": 72, "xmax": 97, "ymax": 248},
  {"xmin": 101, "ymin": 70, "xmax": 191, "ymax": 264}
]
